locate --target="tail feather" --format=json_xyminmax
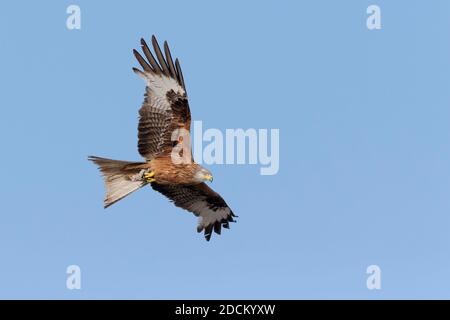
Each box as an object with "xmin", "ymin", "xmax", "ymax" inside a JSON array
[{"xmin": 88, "ymin": 156, "xmax": 148, "ymax": 208}]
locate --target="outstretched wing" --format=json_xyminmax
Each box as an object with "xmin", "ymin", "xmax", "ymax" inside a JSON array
[
  {"xmin": 133, "ymin": 35, "xmax": 191, "ymax": 161},
  {"xmin": 151, "ymin": 183, "xmax": 237, "ymax": 241}
]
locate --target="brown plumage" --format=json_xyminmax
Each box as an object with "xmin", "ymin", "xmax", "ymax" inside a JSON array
[{"xmin": 89, "ymin": 35, "xmax": 236, "ymax": 241}]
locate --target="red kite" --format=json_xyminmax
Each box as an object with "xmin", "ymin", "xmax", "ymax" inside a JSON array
[{"xmin": 89, "ymin": 36, "xmax": 236, "ymax": 241}]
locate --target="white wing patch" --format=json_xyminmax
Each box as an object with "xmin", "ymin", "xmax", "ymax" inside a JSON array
[
  {"xmin": 135, "ymin": 70, "xmax": 185, "ymax": 111},
  {"xmin": 188, "ymin": 201, "xmax": 232, "ymax": 230}
]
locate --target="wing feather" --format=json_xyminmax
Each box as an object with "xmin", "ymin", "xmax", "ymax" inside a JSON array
[
  {"xmin": 151, "ymin": 183, "xmax": 237, "ymax": 241},
  {"xmin": 133, "ymin": 49, "xmax": 152, "ymax": 72},
  {"xmin": 141, "ymin": 38, "xmax": 162, "ymax": 73},
  {"xmin": 152, "ymin": 35, "xmax": 171, "ymax": 77},
  {"xmin": 133, "ymin": 35, "xmax": 191, "ymax": 160},
  {"xmin": 175, "ymin": 58, "xmax": 186, "ymax": 90},
  {"xmin": 164, "ymin": 41, "xmax": 177, "ymax": 78}
]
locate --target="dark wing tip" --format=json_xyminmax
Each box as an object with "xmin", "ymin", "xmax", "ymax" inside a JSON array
[
  {"xmin": 133, "ymin": 49, "xmax": 152, "ymax": 72},
  {"xmin": 214, "ymin": 222, "xmax": 222, "ymax": 235},
  {"xmin": 151, "ymin": 35, "xmax": 170, "ymax": 76},
  {"xmin": 132, "ymin": 67, "xmax": 145, "ymax": 77},
  {"xmin": 163, "ymin": 40, "xmax": 177, "ymax": 78},
  {"xmin": 200, "ymin": 211, "xmax": 235, "ymax": 241},
  {"xmin": 175, "ymin": 58, "xmax": 186, "ymax": 91},
  {"xmin": 137, "ymin": 36, "xmax": 186, "ymax": 91},
  {"xmin": 204, "ymin": 225, "xmax": 214, "ymax": 241},
  {"xmin": 140, "ymin": 37, "xmax": 162, "ymax": 74}
]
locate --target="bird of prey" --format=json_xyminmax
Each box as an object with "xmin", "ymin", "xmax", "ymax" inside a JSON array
[{"xmin": 88, "ymin": 36, "xmax": 236, "ymax": 241}]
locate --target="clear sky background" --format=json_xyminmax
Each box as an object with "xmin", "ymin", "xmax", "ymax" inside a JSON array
[{"xmin": 1, "ymin": 0, "xmax": 450, "ymax": 299}]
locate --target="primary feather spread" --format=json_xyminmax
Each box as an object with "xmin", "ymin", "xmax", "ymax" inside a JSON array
[{"xmin": 89, "ymin": 35, "xmax": 236, "ymax": 241}]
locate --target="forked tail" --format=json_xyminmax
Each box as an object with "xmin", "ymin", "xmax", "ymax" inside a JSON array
[{"xmin": 88, "ymin": 156, "xmax": 148, "ymax": 208}]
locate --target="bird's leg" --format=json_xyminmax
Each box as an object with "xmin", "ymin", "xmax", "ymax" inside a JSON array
[{"xmin": 143, "ymin": 171, "xmax": 156, "ymax": 183}]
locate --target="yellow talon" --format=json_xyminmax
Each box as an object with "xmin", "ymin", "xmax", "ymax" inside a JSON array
[{"xmin": 144, "ymin": 171, "xmax": 156, "ymax": 183}]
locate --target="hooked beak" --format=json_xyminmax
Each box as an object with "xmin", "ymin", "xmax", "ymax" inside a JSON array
[{"xmin": 205, "ymin": 174, "xmax": 213, "ymax": 182}]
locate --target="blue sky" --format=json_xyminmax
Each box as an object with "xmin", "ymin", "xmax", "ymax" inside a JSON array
[{"xmin": 1, "ymin": 0, "xmax": 450, "ymax": 299}]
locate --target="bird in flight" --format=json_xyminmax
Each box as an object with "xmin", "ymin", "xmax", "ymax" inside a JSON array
[{"xmin": 89, "ymin": 35, "xmax": 236, "ymax": 241}]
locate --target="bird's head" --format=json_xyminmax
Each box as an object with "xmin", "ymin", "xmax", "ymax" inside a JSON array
[{"xmin": 195, "ymin": 167, "xmax": 213, "ymax": 183}]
